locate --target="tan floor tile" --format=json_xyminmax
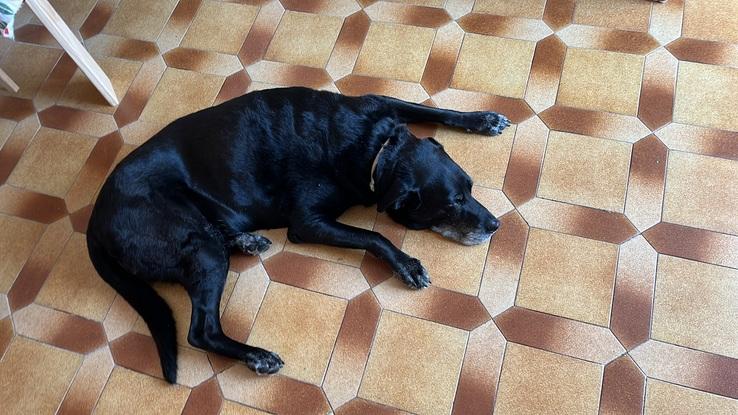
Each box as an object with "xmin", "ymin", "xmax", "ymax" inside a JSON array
[
  {"xmin": 0, "ymin": 43, "xmax": 61, "ymax": 99},
  {"xmin": 495, "ymin": 343, "xmax": 603, "ymax": 415},
  {"xmin": 402, "ymin": 229, "xmax": 490, "ymax": 295},
  {"xmin": 663, "ymin": 151, "xmax": 738, "ymax": 235},
  {"xmin": 538, "ymin": 131, "xmax": 631, "ymax": 212},
  {"xmin": 674, "ymin": 62, "xmax": 738, "ymax": 132},
  {"xmin": 358, "ymin": 311, "xmax": 467, "ymax": 415},
  {"xmin": 7, "ymin": 127, "xmax": 97, "ymax": 197},
  {"xmin": 516, "ymin": 229, "xmax": 618, "ymax": 326},
  {"xmin": 247, "ymin": 282, "xmax": 346, "ymax": 385},
  {"xmin": 645, "ymin": 379, "xmax": 738, "ymax": 415},
  {"xmin": 451, "ymin": 34, "xmax": 536, "ymax": 98},
  {"xmin": 354, "ymin": 22, "xmax": 435, "ymax": 82},
  {"xmin": 652, "ymin": 255, "xmax": 738, "ymax": 359},
  {"xmin": 36, "ymin": 233, "xmax": 117, "ymax": 321},
  {"xmin": 0, "ymin": 215, "xmax": 45, "ymax": 293},
  {"xmin": 558, "ymin": 48, "xmax": 644, "ymax": 115},
  {"xmin": 103, "ymin": 0, "xmax": 179, "ymax": 42},
  {"xmin": 29, "ymin": 0, "xmax": 97, "ymax": 29},
  {"xmin": 220, "ymin": 400, "xmax": 271, "ymax": 415},
  {"xmin": 683, "ymin": 0, "xmax": 738, "ymax": 44},
  {"xmin": 0, "ymin": 337, "xmax": 82, "ymax": 415},
  {"xmin": 434, "ymin": 124, "xmax": 514, "ymax": 189},
  {"xmin": 0, "ymin": 118, "xmax": 15, "ymax": 149},
  {"xmin": 265, "ymin": 11, "xmax": 343, "ymax": 68},
  {"xmin": 58, "ymin": 56, "xmax": 142, "ymax": 115},
  {"xmin": 473, "ymin": 0, "xmax": 547, "ymax": 18},
  {"xmin": 140, "ymin": 67, "xmax": 224, "ymax": 126},
  {"xmin": 389, "ymin": 0, "xmax": 446, "ymax": 7},
  {"xmin": 181, "ymin": 1, "xmax": 259, "ymax": 54},
  {"xmin": 95, "ymin": 366, "xmax": 190, "ymax": 414},
  {"xmin": 573, "ymin": 0, "xmax": 652, "ymax": 32}
]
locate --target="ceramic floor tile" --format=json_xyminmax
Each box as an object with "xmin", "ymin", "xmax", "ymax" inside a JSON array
[
  {"xmin": 29, "ymin": 0, "xmax": 98, "ymax": 29},
  {"xmin": 663, "ymin": 151, "xmax": 738, "ymax": 235},
  {"xmin": 181, "ymin": 1, "xmax": 259, "ymax": 54},
  {"xmin": 95, "ymin": 366, "xmax": 190, "ymax": 414},
  {"xmin": 572, "ymin": 0, "xmax": 652, "ymax": 32},
  {"xmin": 103, "ymin": 0, "xmax": 179, "ymax": 42},
  {"xmin": 247, "ymin": 282, "xmax": 347, "ymax": 385},
  {"xmin": 7, "ymin": 127, "xmax": 97, "ymax": 197},
  {"xmin": 0, "ymin": 43, "xmax": 61, "ymax": 100},
  {"xmin": 516, "ymin": 228, "xmax": 618, "ymax": 326},
  {"xmin": 557, "ymin": 48, "xmax": 644, "ymax": 115},
  {"xmin": 495, "ymin": 343, "xmax": 603, "ymax": 415},
  {"xmin": 0, "ymin": 215, "xmax": 45, "ymax": 293},
  {"xmin": 58, "ymin": 56, "xmax": 142, "ymax": 115},
  {"xmin": 674, "ymin": 62, "xmax": 738, "ymax": 132},
  {"xmin": 354, "ymin": 22, "xmax": 436, "ymax": 82},
  {"xmin": 472, "ymin": 0, "xmax": 547, "ymax": 18},
  {"xmin": 652, "ymin": 255, "xmax": 738, "ymax": 359},
  {"xmin": 645, "ymin": 379, "xmax": 738, "ymax": 415},
  {"xmin": 0, "ymin": 337, "xmax": 82, "ymax": 415},
  {"xmin": 139, "ymin": 67, "xmax": 224, "ymax": 126},
  {"xmin": 36, "ymin": 233, "xmax": 116, "ymax": 321},
  {"xmin": 358, "ymin": 311, "xmax": 467, "ymax": 415},
  {"xmin": 265, "ymin": 11, "xmax": 343, "ymax": 68},
  {"xmin": 682, "ymin": 0, "xmax": 738, "ymax": 44},
  {"xmin": 451, "ymin": 33, "xmax": 536, "ymax": 98},
  {"xmin": 538, "ymin": 131, "xmax": 631, "ymax": 212}
]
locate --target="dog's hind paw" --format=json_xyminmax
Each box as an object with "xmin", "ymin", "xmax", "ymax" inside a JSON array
[
  {"xmin": 396, "ymin": 258, "xmax": 431, "ymax": 289},
  {"xmin": 246, "ymin": 348, "xmax": 284, "ymax": 376},
  {"xmin": 465, "ymin": 111, "xmax": 510, "ymax": 136},
  {"xmin": 232, "ymin": 233, "xmax": 272, "ymax": 255}
]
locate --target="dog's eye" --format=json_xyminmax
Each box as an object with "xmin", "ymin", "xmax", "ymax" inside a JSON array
[{"xmin": 454, "ymin": 194, "xmax": 465, "ymax": 204}]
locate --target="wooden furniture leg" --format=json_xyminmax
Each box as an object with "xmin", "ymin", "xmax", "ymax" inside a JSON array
[
  {"xmin": 0, "ymin": 67, "xmax": 19, "ymax": 93},
  {"xmin": 24, "ymin": 0, "xmax": 119, "ymax": 106}
]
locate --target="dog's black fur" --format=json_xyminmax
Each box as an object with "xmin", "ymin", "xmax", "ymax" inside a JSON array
[{"xmin": 87, "ymin": 87, "xmax": 508, "ymax": 383}]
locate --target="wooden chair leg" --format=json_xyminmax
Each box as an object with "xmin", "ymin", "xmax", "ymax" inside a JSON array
[
  {"xmin": 0, "ymin": 67, "xmax": 19, "ymax": 93},
  {"xmin": 24, "ymin": 0, "xmax": 119, "ymax": 106}
]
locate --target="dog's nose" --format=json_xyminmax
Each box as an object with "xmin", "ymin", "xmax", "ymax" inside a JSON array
[{"xmin": 486, "ymin": 218, "xmax": 500, "ymax": 234}]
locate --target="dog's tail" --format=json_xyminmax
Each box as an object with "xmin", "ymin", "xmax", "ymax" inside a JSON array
[{"xmin": 86, "ymin": 234, "xmax": 178, "ymax": 384}]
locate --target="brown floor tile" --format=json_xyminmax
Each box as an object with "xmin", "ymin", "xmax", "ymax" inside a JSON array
[
  {"xmin": 645, "ymin": 379, "xmax": 738, "ymax": 415},
  {"xmin": 495, "ymin": 343, "xmax": 603, "ymax": 415},
  {"xmin": 182, "ymin": 377, "xmax": 222, "ymax": 415},
  {"xmin": 58, "ymin": 56, "xmax": 142, "ymax": 114},
  {"xmin": 657, "ymin": 122, "xmax": 738, "ymax": 161},
  {"xmin": 682, "ymin": 0, "xmax": 738, "ymax": 44},
  {"xmin": 359, "ymin": 311, "xmax": 467, "ymax": 415},
  {"xmin": 557, "ymin": 48, "xmax": 644, "ymax": 115},
  {"xmin": 181, "ymin": 1, "xmax": 259, "ymax": 54},
  {"xmin": 103, "ymin": 0, "xmax": 179, "ymax": 42},
  {"xmin": 221, "ymin": 265, "xmax": 268, "ymax": 341},
  {"xmin": 354, "ymin": 22, "xmax": 435, "ymax": 83},
  {"xmin": 0, "ymin": 43, "xmax": 61, "ymax": 100},
  {"xmin": 0, "ymin": 337, "xmax": 82, "ymax": 415},
  {"xmin": 451, "ymin": 33, "xmax": 535, "ymax": 98},
  {"xmin": 36, "ymin": 233, "xmax": 116, "ymax": 321},
  {"xmin": 624, "ymin": 135, "xmax": 669, "ymax": 232},
  {"xmin": 96, "ymin": 366, "xmax": 191, "ymax": 414},
  {"xmin": 663, "ymin": 151, "xmax": 738, "ymax": 235},
  {"xmin": 516, "ymin": 228, "xmax": 618, "ymax": 326},
  {"xmin": 643, "ymin": 222, "xmax": 738, "ymax": 270},
  {"xmin": 6, "ymin": 127, "xmax": 97, "ymax": 197},
  {"xmin": 13, "ymin": 303, "xmax": 107, "ymax": 354},
  {"xmin": 652, "ymin": 255, "xmax": 738, "ymax": 359},
  {"xmin": 434, "ymin": 124, "xmax": 514, "ymax": 189},
  {"xmin": 265, "ymin": 11, "xmax": 343, "ymax": 68},
  {"xmin": 247, "ymin": 282, "xmax": 347, "ymax": 385},
  {"xmin": 403, "ymin": 229, "xmax": 489, "ymax": 295},
  {"xmin": 599, "ymin": 355, "xmax": 645, "ymax": 415},
  {"xmin": 0, "ymin": 214, "xmax": 44, "ymax": 293},
  {"xmin": 473, "ymin": 0, "xmax": 546, "ymax": 18},
  {"xmin": 538, "ymin": 131, "xmax": 631, "ymax": 212},
  {"xmin": 57, "ymin": 345, "xmax": 115, "ymax": 415},
  {"xmin": 674, "ymin": 62, "xmax": 738, "ymax": 132},
  {"xmin": 363, "ymin": 2, "xmax": 451, "ymax": 29},
  {"xmin": 219, "ymin": 400, "xmax": 270, "ymax": 415},
  {"xmin": 556, "ymin": 24, "xmax": 660, "ymax": 55},
  {"xmin": 539, "ymin": 105, "xmax": 651, "ymax": 144},
  {"xmin": 572, "ymin": 0, "xmax": 652, "ymax": 32}
]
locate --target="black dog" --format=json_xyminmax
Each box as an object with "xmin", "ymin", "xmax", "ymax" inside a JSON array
[{"xmin": 87, "ymin": 87, "xmax": 508, "ymax": 383}]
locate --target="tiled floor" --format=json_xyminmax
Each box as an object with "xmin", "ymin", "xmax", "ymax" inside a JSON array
[{"xmin": 0, "ymin": 0, "xmax": 737, "ymax": 414}]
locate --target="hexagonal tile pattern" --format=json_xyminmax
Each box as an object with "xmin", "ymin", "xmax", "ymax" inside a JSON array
[{"xmin": 1, "ymin": 0, "xmax": 737, "ymax": 413}]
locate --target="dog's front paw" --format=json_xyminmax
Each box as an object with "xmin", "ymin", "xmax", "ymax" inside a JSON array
[
  {"xmin": 396, "ymin": 258, "xmax": 431, "ymax": 289},
  {"xmin": 245, "ymin": 348, "xmax": 284, "ymax": 376},
  {"xmin": 465, "ymin": 112, "xmax": 510, "ymax": 136}
]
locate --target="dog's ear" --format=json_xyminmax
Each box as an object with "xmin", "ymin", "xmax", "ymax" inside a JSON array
[{"xmin": 377, "ymin": 179, "xmax": 421, "ymax": 212}]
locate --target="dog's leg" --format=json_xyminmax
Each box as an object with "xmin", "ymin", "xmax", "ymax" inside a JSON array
[
  {"xmin": 378, "ymin": 95, "xmax": 510, "ymax": 136},
  {"xmin": 288, "ymin": 220, "xmax": 430, "ymax": 289},
  {"xmin": 185, "ymin": 242, "xmax": 284, "ymax": 375},
  {"xmin": 229, "ymin": 232, "xmax": 271, "ymax": 255}
]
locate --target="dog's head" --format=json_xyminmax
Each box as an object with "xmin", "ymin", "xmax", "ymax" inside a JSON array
[{"xmin": 374, "ymin": 128, "xmax": 500, "ymax": 245}]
